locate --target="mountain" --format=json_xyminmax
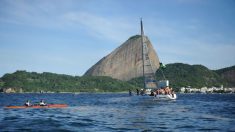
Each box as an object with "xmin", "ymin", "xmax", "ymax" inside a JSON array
[
  {"xmin": 129, "ymin": 63, "xmax": 231, "ymax": 89},
  {"xmin": 215, "ymin": 65, "xmax": 235, "ymax": 86},
  {"xmin": 84, "ymin": 35, "xmax": 160, "ymax": 81},
  {"xmin": 156, "ymin": 63, "xmax": 228, "ymax": 88}
]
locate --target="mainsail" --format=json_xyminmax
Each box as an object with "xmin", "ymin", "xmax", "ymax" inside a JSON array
[{"xmin": 140, "ymin": 19, "xmax": 158, "ymax": 90}]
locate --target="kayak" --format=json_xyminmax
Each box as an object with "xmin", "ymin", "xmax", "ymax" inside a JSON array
[{"xmin": 5, "ymin": 104, "xmax": 68, "ymax": 109}]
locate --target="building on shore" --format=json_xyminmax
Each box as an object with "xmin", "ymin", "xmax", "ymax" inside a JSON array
[{"xmin": 180, "ymin": 86, "xmax": 235, "ymax": 93}]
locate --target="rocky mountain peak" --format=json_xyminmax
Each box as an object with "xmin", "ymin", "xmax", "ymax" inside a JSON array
[{"xmin": 84, "ymin": 35, "xmax": 160, "ymax": 81}]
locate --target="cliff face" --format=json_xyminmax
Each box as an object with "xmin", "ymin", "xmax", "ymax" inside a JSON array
[{"xmin": 84, "ymin": 35, "xmax": 160, "ymax": 81}]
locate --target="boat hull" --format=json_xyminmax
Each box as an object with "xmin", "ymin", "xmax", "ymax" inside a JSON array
[
  {"xmin": 5, "ymin": 104, "xmax": 68, "ymax": 109},
  {"xmin": 154, "ymin": 94, "xmax": 177, "ymax": 100}
]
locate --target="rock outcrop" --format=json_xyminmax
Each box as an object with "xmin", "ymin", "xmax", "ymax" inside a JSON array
[
  {"xmin": 3, "ymin": 88, "xmax": 16, "ymax": 93},
  {"xmin": 84, "ymin": 35, "xmax": 160, "ymax": 81}
]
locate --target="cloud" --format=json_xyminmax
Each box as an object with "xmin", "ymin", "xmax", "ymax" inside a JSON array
[
  {"xmin": 62, "ymin": 12, "xmax": 136, "ymax": 43},
  {"xmin": 0, "ymin": 1, "xmax": 58, "ymax": 27},
  {"xmin": 0, "ymin": 1, "xmax": 136, "ymax": 43}
]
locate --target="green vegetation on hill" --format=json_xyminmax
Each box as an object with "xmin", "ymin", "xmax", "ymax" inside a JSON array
[
  {"xmin": 215, "ymin": 65, "xmax": 235, "ymax": 74},
  {"xmin": 1, "ymin": 71, "xmax": 138, "ymax": 92},
  {"xmin": 215, "ymin": 65, "xmax": 235, "ymax": 86},
  {"xmin": 156, "ymin": 63, "xmax": 228, "ymax": 88},
  {"xmin": 129, "ymin": 63, "xmax": 230, "ymax": 90},
  {"xmin": 0, "ymin": 63, "xmax": 234, "ymax": 93}
]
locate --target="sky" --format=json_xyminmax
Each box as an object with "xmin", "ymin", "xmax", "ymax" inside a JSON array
[{"xmin": 0, "ymin": 0, "xmax": 235, "ymax": 77}]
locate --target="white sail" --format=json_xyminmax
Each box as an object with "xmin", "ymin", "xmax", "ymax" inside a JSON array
[
  {"xmin": 140, "ymin": 19, "xmax": 177, "ymax": 100},
  {"xmin": 141, "ymin": 19, "xmax": 158, "ymax": 91}
]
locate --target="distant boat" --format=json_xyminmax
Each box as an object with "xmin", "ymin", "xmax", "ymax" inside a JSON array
[{"xmin": 140, "ymin": 19, "xmax": 177, "ymax": 100}]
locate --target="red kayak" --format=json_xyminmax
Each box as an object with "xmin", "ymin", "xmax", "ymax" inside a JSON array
[{"xmin": 5, "ymin": 104, "xmax": 68, "ymax": 109}]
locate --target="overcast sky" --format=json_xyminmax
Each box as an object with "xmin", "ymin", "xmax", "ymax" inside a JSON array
[{"xmin": 0, "ymin": 0, "xmax": 235, "ymax": 77}]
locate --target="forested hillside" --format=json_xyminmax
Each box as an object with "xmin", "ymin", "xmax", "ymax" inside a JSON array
[
  {"xmin": 215, "ymin": 65, "xmax": 235, "ymax": 86},
  {"xmin": 129, "ymin": 63, "xmax": 230, "ymax": 89},
  {"xmin": 0, "ymin": 71, "xmax": 137, "ymax": 92},
  {"xmin": 157, "ymin": 63, "xmax": 228, "ymax": 88},
  {"xmin": 0, "ymin": 63, "xmax": 234, "ymax": 93}
]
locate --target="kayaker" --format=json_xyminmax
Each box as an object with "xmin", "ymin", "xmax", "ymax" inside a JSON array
[
  {"xmin": 24, "ymin": 100, "xmax": 31, "ymax": 107},
  {"xmin": 39, "ymin": 99, "xmax": 47, "ymax": 106}
]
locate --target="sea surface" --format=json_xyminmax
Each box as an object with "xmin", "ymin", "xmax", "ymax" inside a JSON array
[{"xmin": 0, "ymin": 93, "xmax": 235, "ymax": 131}]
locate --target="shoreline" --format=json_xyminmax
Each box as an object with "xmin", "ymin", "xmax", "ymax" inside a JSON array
[
  {"xmin": 0, "ymin": 91, "xmax": 130, "ymax": 94},
  {"xmin": 0, "ymin": 92, "xmax": 234, "ymax": 94}
]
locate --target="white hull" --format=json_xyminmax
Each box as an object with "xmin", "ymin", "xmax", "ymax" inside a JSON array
[{"xmin": 154, "ymin": 94, "xmax": 177, "ymax": 100}]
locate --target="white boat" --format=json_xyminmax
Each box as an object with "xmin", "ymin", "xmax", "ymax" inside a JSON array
[
  {"xmin": 140, "ymin": 19, "xmax": 177, "ymax": 100},
  {"xmin": 154, "ymin": 94, "xmax": 177, "ymax": 100}
]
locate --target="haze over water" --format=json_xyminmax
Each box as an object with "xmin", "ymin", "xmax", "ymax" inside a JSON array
[{"xmin": 0, "ymin": 93, "xmax": 235, "ymax": 131}]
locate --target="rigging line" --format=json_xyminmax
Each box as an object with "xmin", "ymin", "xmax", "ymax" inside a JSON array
[
  {"xmin": 141, "ymin": 18, "xmax": 146, "ymax": 89},
  {"xmin": 159, "ymin": 68, "xmax": 166, "ymax": 80}
]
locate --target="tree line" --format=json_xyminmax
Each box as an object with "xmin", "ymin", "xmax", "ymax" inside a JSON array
[{"xmin": 0, "ymin": 63, "xmax": 234, "ymax": 93}]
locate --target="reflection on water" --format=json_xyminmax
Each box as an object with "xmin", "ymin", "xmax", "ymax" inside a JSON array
[{"xmin": 0, "ymin": 93, "xmax": 235, "ymax": 131}]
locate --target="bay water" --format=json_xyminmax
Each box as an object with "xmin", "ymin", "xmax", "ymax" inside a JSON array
[{"xmin": 0, "ymin": 93, "xmax": 235, "ymax": 131}]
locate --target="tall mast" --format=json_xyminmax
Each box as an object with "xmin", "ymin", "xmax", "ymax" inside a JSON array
[{"xmin": 140, "ymin": 18, "xmax": 145, "ymax": 89}]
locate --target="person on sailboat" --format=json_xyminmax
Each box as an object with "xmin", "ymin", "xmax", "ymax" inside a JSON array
[
  {"xmin": 156, "ymin": 89, "xmax": 160, "ymax": 95},
  {"xmin": 160, "ymin": 88, "xmax": 165, "ymax": 95},
  {"xmin": 140, "ymin": 89, "xmax": 145, "ymax": 95},
  {"xmin": 165, "ymin": 87, "xmax": 170, "ymax": 94},
  {"xmin": 169, "ymin": 87, "xmax": 173, "ymax": 94},
  {"xmin": 172, "ymin": 90, "xmax": 175, "ymax": 97}
]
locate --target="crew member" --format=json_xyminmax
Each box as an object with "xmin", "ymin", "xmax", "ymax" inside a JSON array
[
  {"xmin": 25, "ymin": 100, "xmax": 31, "ymax": 106},
  {"xmin": 39, "ymin": 99, "xmax": 47, "ymax": 106}
]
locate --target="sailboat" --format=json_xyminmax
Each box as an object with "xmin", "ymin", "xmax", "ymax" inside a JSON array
[{"xmin": 140, "ymin": 19, "xmax": 177, "ymax": 100}]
